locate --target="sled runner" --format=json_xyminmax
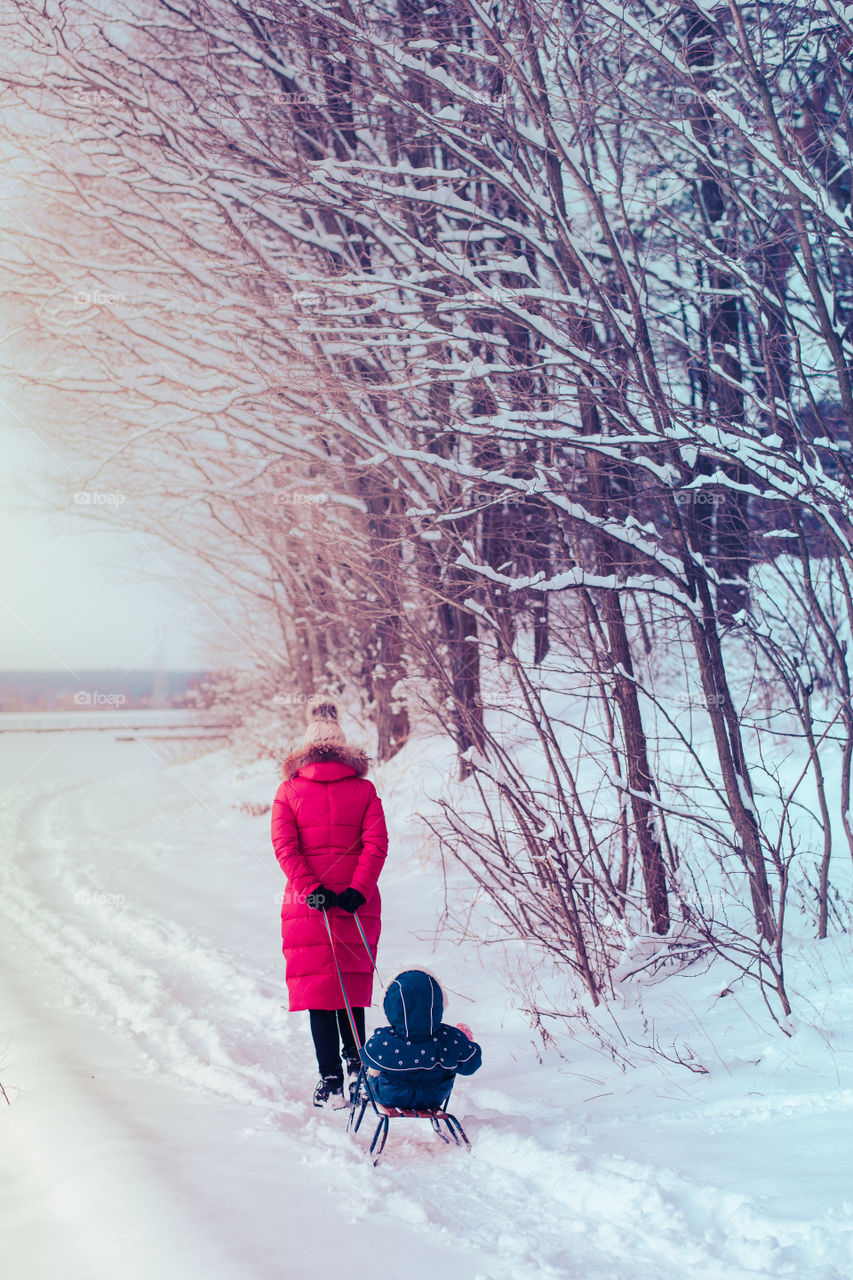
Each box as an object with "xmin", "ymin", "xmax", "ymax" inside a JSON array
[{"xmin": 347, "ymin": 1067, "xmax": 471, "ymax": 1165}]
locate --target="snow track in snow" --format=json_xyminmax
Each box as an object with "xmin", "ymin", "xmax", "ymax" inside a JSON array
[
  {"xmin": 1, "ymin": 745, "xmax": 849, "ymax": 1280},
  {"xmin": 1, "ymin": 782, "xmax": 292, "ymax": 1114}
]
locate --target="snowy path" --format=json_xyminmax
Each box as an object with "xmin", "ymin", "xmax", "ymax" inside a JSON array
[{"xmin": 1, "ymin": 734, "xmax": 850, "ymax": 1280}]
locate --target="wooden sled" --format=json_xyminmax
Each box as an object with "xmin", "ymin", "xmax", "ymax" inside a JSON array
[{"xmin": 348, "ymin": 1069, "xmax": 472, "ymax": 1165}]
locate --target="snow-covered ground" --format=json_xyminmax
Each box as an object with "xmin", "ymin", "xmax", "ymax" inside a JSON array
[{"xmin": 1, "ymin": 717, "xmax": 850, "ymax": 1280}]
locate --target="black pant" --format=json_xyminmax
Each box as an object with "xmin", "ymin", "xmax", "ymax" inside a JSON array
[{"xmin": 309, "ymin": 1007, "xmax": 365, "ymax": 1079}]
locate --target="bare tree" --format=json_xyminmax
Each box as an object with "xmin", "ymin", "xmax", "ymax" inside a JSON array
[{"xmin": 3, "ymin": 0, "xmax": 852, "ymax": 1024}]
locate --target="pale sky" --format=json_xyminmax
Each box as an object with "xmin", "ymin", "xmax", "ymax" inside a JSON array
[{"xmin": 1, "ymin": 408, "xmax": 212, "ymax": 673}]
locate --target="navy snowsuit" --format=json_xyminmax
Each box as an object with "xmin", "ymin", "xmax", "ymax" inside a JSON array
[{"xmin": 360, "ymin": 969, "xmax": 482, "ymax": 1109}]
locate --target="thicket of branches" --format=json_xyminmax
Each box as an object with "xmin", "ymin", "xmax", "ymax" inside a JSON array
[{"xmin": 3, "ymin": 0, "xmax": 853, "ymax": 1021}]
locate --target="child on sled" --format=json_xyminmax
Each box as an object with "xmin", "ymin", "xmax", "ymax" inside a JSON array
[{"xmin": 360, "ymin": 968, "xmax": 482, "ymax": 1109}]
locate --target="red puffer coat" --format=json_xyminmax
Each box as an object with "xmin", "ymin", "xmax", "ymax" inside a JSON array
[{"xmin": 271, "ymin": 743, "xmax": 388, "ymax": 1011}]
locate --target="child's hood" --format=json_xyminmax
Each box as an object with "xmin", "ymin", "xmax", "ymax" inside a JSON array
[{"xmin": 383, "ymin": 970, "xmax": 445, "ymax": 1039}]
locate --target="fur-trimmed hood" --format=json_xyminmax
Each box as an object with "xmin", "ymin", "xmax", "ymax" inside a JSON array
[{"xmin": 281, "ymin": 741, "xmax": 369, "ymax": 780}]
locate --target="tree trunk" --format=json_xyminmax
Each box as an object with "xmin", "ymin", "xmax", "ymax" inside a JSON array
[
  {"xmin": 682, "ymin": 2, "xmax": 751, "ymax": 619},
  {"xmin": 689, "ymin": 572, "xmax": 776, "ymax": 942}
]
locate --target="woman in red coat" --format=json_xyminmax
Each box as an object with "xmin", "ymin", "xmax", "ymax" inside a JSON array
[{"xmin": 271, "ymin": 699, "xmax": 388, "ymax": 1107}]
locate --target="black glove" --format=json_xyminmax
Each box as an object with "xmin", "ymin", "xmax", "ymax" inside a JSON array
[
  {"xmin": 306, "ymin": 885, "xmax": 338, "ymax": 911},
  {"xmin": 336, "ymin": 887, "xmax": 366, "ymax": 914}
]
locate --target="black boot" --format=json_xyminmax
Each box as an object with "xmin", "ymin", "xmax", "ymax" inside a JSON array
[{"xmin": 313, "ymin": 1073, "xmax": 344, "ymax": 1108}]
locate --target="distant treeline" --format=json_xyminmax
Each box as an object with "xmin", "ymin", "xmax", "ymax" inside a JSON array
[{"xmin": 0, "ymin": 671, "xmax": 216, "ymax": 712}]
